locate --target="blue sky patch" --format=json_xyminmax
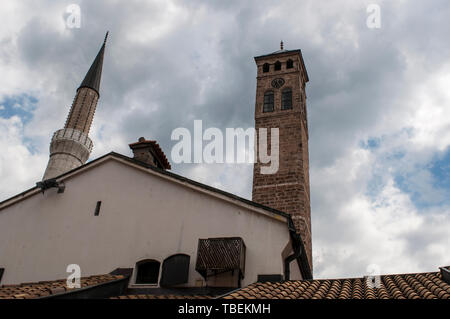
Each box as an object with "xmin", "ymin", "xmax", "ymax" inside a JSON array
[
  {"xmin": 429, "ymin": 148, "xmax": 450, "ymax": 191},
  {"xmin": 360, "ymin": 137, "xmax": 381, "ymax": 150},
  {"xmin": 361, "ymin": 135, "xmax": 450, "ymax": 209},
  {"xmin": 0, "ymin": 94, "xmax": 38, "ymax": 124},
  {"xmin": 394, "ymin": 157, "xmax": 450, "ymax": 209}
]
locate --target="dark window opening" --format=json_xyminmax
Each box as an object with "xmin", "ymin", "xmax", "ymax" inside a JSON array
[
  {"xmin": 263, "ymin": 91, "xmax": 274, "ymax": 112},
  {"xmin": 281, "ymin": 88, "xmax": 292, "ymax": 110},
  {"xmin": 274, "ymin": 61, "xmax": 281, "ymax": 71},
  {"xmin": 160, "ymin": 254, "xmax": 190, "ymax": 287},
  {"xmin": 286, "ymin": 59, "xmax": 294, "ymax": 69},
  {"xmin": 0, "ymin": 268, "xmax": 4, "ymax": 284},
  {"xmin": 262, "ymin": 63, "xmax": 270, "ymax": 73},
  {"xmin": 135, "ymin": 260, "xmax": 160, "ymax": 284},
  {"xmin": 94, "ymin": 201, "xmax": 102, "ymax": 216}
]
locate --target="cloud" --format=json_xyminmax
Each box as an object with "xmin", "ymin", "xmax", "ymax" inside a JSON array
[
  {"xmin": 0, "ymin": 0, "xmax": 449, "ymax": 278},
  {"xmin": 0, "ymin": 116, "xmax": 47, "ymax": 198}
]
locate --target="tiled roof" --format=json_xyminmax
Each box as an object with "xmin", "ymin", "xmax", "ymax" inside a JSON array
[
  {"xmin": 3, "ymin": 269, "xmax": 449, "ymax": 299},
  {"xmin": 111, "ymin": 294, "xmax": 213, "ymax": 299},
  {"xmin": 0, "ymin": 274, "xmax": 124, "ymax": 299},
  {"xmin": 223, "ymin": 270, "xmax": 450, "ymax": 299}
]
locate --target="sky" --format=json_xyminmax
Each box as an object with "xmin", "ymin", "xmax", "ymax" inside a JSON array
[{"xmin": 0, "ymin": 0, "xmax": 449, "ymax": 279}]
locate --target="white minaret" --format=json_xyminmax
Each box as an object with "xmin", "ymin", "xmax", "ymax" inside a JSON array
[{"xmin": 42, "ymin": 33, "xmax": 108, "ymax": 180}]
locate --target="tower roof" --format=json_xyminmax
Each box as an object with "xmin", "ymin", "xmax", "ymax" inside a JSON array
[
  {"xmin": 254, "ymin": 45, "xmax": 309, "ymax": 82},
  {"xmin": 78, "ymin": 32, "xmax": 108, "ymax": 96}
]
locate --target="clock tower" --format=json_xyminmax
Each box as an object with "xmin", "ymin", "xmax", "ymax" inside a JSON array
[{"xmin": 252, "ymin": 42, "xmax": 312, "ymax": 273}]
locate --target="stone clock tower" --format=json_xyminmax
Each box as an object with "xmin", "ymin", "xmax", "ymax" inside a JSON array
[{"xmin": 252, "ymin": 42, "xmax": 312, "ymax": 272}]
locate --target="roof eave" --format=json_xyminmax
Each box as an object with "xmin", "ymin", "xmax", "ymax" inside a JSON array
[{"xmin": 0, "ymin": 152, "xmax": 291, "ymax": 225}]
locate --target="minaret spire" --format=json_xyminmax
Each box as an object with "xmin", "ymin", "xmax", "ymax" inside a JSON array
[
  {"xmin": 42, "ymin": 33, "xmax": 108, "ymax": 180},
  {"xmin": 78, "ymin": 31, "xmax": 108, "ymax": 96}
]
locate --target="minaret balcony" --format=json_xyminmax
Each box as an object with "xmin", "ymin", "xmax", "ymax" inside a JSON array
[{"xmin": 51, "ymin": 128, "xmax": 93, "ymax": 153}]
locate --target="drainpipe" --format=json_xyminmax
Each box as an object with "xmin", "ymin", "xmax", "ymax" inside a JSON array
[
  {"xmin": 285, "ymin": 216, "xmax": 312, "ymax": 280},
  {"xmin": 284, "ymin": 247, "xmax": 302, "ymax": 281}
]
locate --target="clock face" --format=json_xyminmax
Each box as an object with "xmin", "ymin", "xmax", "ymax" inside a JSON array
[{"xmin": 271, "ymin": 78, "xmax": 285, "ymax": 89}]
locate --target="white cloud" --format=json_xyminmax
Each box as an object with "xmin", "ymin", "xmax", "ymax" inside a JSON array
[
  {"xmin": 312, "ymin": 149, "xmax": 450, "ymax": 278},
  {"xmin": 0, "ymin": 116, "xmax": 47, "ymax": 198}
]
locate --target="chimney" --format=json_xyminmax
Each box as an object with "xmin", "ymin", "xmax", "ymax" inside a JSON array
[{"xmin": 129, "ymin": 137, "xmax": 171, "ymax": 170}]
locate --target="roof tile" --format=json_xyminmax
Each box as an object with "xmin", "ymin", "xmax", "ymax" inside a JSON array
[{"xmin": 223, "ymin": 270, "xmax": 450, "ymax": 299}]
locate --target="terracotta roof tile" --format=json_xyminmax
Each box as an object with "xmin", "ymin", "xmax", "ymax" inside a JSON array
[
  {"xmin": 4, "ymin": 269, "xmax": 449, "ymax": 299},
  {"xmin": 223, "ymin": 270, "xmax": 450, "ymax": 299},
  {"xmin": 0, "ymin": 274, "xmax": 124, "ymax": 299}
]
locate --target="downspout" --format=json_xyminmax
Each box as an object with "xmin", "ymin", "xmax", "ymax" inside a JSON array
[
  {"xmin": 284, "ymin": 217, "xmax": 302, "ymax": 281},
  {"xmin": 284, "ymin": 249, "xmax": 301, "ymax": 281},
  {"xmin": 285, "ymin": 216, "xmax": 312, "ymax": 280}
]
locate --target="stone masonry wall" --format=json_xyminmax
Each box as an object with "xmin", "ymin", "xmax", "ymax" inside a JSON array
[{"xmin": 252, "ymin": 51, "xmax": 312, "ymax": 272}]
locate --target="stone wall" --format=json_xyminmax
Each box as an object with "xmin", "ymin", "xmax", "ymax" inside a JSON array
[{"xmin": 252, "ymin": 50, "xmax": 312, "ymax": 271}]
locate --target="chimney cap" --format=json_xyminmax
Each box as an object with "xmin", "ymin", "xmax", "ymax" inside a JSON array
[{"xmin": 129, "ymin": 137, "xmax": 171, "ymax": 170}]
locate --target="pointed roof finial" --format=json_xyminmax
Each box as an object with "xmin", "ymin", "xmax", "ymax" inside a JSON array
[
  {"xmin": 104, "ymin": 31, "xmax": 109, "ymax": 45},
  {"xmin": 78, "ymin": 32, "xmax": 108, "ymax": 96},
  {"xmin": 280, "ymin": 40, "xmax": 284, "ymax": 50}
]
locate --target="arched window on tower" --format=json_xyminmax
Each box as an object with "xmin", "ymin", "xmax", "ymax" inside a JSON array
[
  {"xmin": 274, "ymin": 61, "xmax": 281, "ymax": 71},
  {"xmin": 263, "ymin": 63, "xmax": 270, "ymax": 73},
  {"xmin": 263, "ymin": 91, "xmax": 274, "ymax": 112},
  {"xmin": 286, "ymin": 59, "xmax": 294, "ymax": 69},
  {"xmin": 135, "ymin": 259, "xmax": 161, "ymax": 284},
  {"xmin": 281, "ymin": 88, "xmax": 292, "ymax": 110}
]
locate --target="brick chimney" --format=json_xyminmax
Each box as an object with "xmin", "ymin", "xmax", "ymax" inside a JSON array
[{"xmin": 129, "ymin": 137, "xmax": 171, "ymax": 170}]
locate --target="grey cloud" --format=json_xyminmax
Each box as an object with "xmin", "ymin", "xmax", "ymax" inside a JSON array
[{"xmin": 1, "ymin": 0, "xmax": 450, "ymax": 278}]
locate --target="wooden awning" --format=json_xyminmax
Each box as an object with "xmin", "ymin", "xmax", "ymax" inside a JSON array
[{"xmin": 195, "ymin": 237, "xmax": 246, "ymax": 279}]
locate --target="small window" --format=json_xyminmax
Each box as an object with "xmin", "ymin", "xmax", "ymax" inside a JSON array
[
  {"xmin": 262, "ymin": 63, "xmax": 270, "ymax": 73},
  {"xmin": 160, "ymin": 254, "xmax": 190, "ymax": 287},
  {"xmin": 135, "ymin": 260, "xmax": 160, "ymax": 284},
  {"xmin": 0, "ymin": 268, "xmax": 4, "ymax": 284},
  {"xmin": 274, "ymin": 61, "xmax": 281, "ymax": 71},
  {"xmin": 286, "ymin": 59, "xmax": 294, "ymax": 69},
  {"xmin": 281, "ymin": 88, "xmax": 292, "ymax": 110},
  {"xmin": 263, "ymin": 91, "xmax": 274, "ymax": 112},
  {"xmin": 94, "ymin": 201, "xmax": 101, "ymax": 216}
]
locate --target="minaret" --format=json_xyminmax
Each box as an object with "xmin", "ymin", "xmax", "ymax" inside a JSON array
[
  {"xmin": 42, "ymin": 33, "xmax": 108, "ymax": 180},
  {"xmin": 252, "ymin": 43, "xmax": 313, "ymax": 273}
]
